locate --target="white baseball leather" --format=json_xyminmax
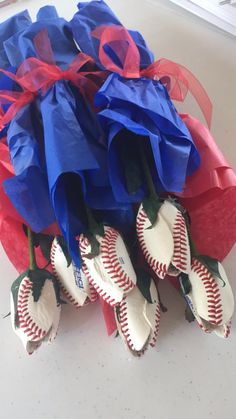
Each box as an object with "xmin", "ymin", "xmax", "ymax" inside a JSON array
[
  {"xmin": 117, "ymin": 279, "xmax": 160, "ymax": 354},
  {"xmin": 185, "ymin": 258, "xmax": 234, "ymax": 338},
  {"xmin": 79, "ymin": 226, "xmax": 137, "ymax": 306},
  {"xmin": 51, "ymin": 237, "xmax": 95, "ymax": 307},
  {"xmin": 136, "ymin": 204, "xmax": 174, "ymax": 279},
  {"xmin": 160, "ymin": 201, "xmax": 191, "ymax": 274},
  {"xmin": 11, "ymin": 276, "xmax": 61, "ymax": 353},
  {"xmin": 79, "ymin": 235, "xmax": 124, "ymax": 306},
  {"xmin": 11, "ymin": 293, "xmax": 43, "ymax": 354},
  {"xmin": 184, "ymin": 294, "xmax": 232, "ymax": 339},
  {"xmin": 45, "ymin": 301, "xmax": 61, "ymax": 343},
  {"xmin": 17, "ymin": 277, "xmax": 59, "ymax": 342},
  {"xmin": 214, "ymin": 319, "xmax": 232, "ymax": 339},
  {"xmin": 216, "ymin": 263, "xmax": 234, "ymax": 323},
  {"xmin": 100, "ymin": 227, "xmax": 137, "ymax": 292},
  {"xmin": 188, "ymin": 258, "xmax": 234, "ymax": 326},
  {"xmin": 143, "ymin": 279, "xmax": 161, "ymax": 348},
  {"xmin": 118, "ymin": 286, "xmax": 150, "ymax": 352}
]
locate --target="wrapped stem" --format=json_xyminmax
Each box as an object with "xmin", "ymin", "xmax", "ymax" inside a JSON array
[
  {"xmin": 138, "ymin": 140, "xmax": 157, "ymax": 198},
  {"xmin": 27, "ymin": 227, "xmax": 37, "ymax": 270}
]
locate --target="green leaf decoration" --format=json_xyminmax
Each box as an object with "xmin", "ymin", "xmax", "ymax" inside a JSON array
[
  {"xmin": 136, "ymin": 270, "xmax": 153, "ymax": 303},
  {"xmin": 90, "ymin": 222, "xmax": 105, "ymax": 238},
  {"xmin": 29, "ymin": 269, "xmax": 65, "ymax": 305},
  {"xmin": 83, "ymin": 232, "xmax": 101, "ymax": 259},
  {"xmin": 22, "ymin": 225, "xmax": 55, "ymax": 261},
  {"xmin": 198, "ymin": 255, "xmax": 225, "ymax": 286},
  {"xmin": 57, "ymin": 236, "xmax": 72, "ymax": 267},
  {"xmin": 52, "ymin": 276, "xmax": 67, "ymax": 306},
  {"xmin": 38, "ymin": 234, "xmax": 54, "ymax": 262},
  {"xmin": 11, "ymin": 270, "xmax": 29, "ymax": 327},
  {"xmin": 185, "ymin": 304, "xmax": 195, "ymax": 323},
  {"xmin": 179, "ymin": 273, "xmax": 192, "ymax": 295},
  {"xmin": 29, "ymin": 269, "xmax": 54, "ymax": 302},
  {"xmin": 142, "ymin": 196, "xmax": 163, "ymax": 228},
  {"xmin": 83, "ymin": 210, "xmax": 104, "ymax": 259}
]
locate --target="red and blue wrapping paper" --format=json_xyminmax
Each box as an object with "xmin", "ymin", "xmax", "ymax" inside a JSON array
[
  {"xmin": 0, "ymin": 8, "xmax": 66, "ymax": 235},
  {"xmin": 96, "ymin": 73, "xmax": 200, "ymax": 201},
  {"xmin": 0, "ymin": 1, "xmax": 235, "ymax": 337},
  {"xmin": 0, "ymin": 9, "xmax": 50, "ymax": 272},
  {"xmin": 0, "ymin": 7, "xmax": 134, "ymax": 267},
  {"xmin": 0, "ymin": 3, "xmax": 235, "ymax": 278},
  {"xmin": 90, "ymin": 24, "xmax": 204, "ymax": 199},
  {"xmin": 70, "ymin": 4, "xmax": 203, "ymax": 200},
  {"xmin": 0, "ymin": 141, "xmax": 59, "ymax": 272},
  {"xmin": 3, "ymin": 101, "xmax": 56, "ymax": 232},
  {"xmin": 0, "ymin": 10, "xmax": 32, "ymax": 137},
  {"xmin": 90, "ymin": 22, "xmax": 235, "ymax": 261}
]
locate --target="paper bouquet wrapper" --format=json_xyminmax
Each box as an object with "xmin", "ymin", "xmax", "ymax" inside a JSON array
[{"xmin": 0, "ymin": 1, "xmax": 235, "ymax": 356}]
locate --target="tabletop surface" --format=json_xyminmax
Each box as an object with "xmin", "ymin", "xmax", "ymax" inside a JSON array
[{"xmin": 0, "ymin": 1, "xmax": 236, "ymax": 419}]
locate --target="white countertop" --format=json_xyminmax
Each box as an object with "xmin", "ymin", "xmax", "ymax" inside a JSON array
[{"xmin": 0, "ymin": 1, "xmax": 236, "ymax": 418}]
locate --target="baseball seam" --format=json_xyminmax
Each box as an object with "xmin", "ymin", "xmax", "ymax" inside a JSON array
[
  {"xmin": 79, "ymin": 236, "xmax": 118, "ymax": 307},
  {"xmin": 192, "ymin": 258, "xmax": 223, "ymax": 325},
  {"xmin": 149, "ymin": 301, "xmax": 161, "ymax": 348},
  {"xmin": 17, "ymin": 278, "xmax": 47, "ymax": 341},
  {"xmin": 51, "ymin": 240, "xmax": 97, "ymax": 307},
  {"xmin": 136, "ymin": 208, "xmax": 168, "ymax": 279},
  {"xmin": 172, "ymin": 212, "xmax": 189, "ymax": 273},
  {"xmin": 101, "ymin": 228, "xmax": 135, "ymax": 292}
]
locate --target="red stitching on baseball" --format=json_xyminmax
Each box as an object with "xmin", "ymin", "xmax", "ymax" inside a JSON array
[
  {"xmin": 79, "ymin": 236, "xmax": 119, "ymax": 307},
  {"xmin": 172, "ymin": 212, "xmax": 189, "ymax": 272},
  {"xmin": 192, "ymin": 258, "xmax": 223, "ymax": 325},
  {"xmin": 119, "ymin": 296, "xmax": 146, "ymax": 352},
  {"xmin": 17, "ymin": 278, "xmax": 47, "ymax": 341},
  {"xmin": 198, "ymin": 322, "xmax": 211, "ymax": 333},
  {"xmin": 224, "ymin": 321, "xmax": 231, "ymax": 338},
  {"xmin": 148, "ymin": 301, "xmax": 161, "ymax": 348},
  {"xmin": 101, "ymin": 228, "xmax": 135, "ymax": 292},
  {"xmin": 137, "ymin": 208, "xmax": 167, "ymax": 279}
]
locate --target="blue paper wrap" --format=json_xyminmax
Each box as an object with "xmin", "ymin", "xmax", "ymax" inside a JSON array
[
  {"xmin": 69, "ymin": 0, "xmax": 154, "ymax": 69},
  {"xmin": 0, "ymin": 10, "xmax": 31, "ymax": 138},
  {"xmin": 2, "ymin": 5, "xmax": 133, "ymax": 265},
  {"xmin": 95, "ymin": 74, "xmax": 200, "ymax": 202}
]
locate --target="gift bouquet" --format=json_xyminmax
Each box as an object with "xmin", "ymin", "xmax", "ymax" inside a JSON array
[{"xmin": 0, "ymin": 1, "xmax": 235, "ymax": 356}]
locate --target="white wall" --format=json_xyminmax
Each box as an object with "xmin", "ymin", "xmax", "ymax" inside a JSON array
[{"xmin": 0, "ymin": 1, "xmax": 236, "ymax": 418}]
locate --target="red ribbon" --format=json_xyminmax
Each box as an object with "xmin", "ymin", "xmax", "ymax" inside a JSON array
[
  {"xmin": 0, "ymin": 30, "xmax": 107, "ymax": 131},
  {"xmin": 92, "ymin": 25, "xmax": 212, "ymax": 128},
  {"xmin": 0, "ymin": 89, "xmax": 36, "ymax": 130}
]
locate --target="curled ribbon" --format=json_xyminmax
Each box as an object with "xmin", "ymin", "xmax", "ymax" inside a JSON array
[{"xmin": 92, "ymin": 25, "xmax": 212, "ymax": 128}]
